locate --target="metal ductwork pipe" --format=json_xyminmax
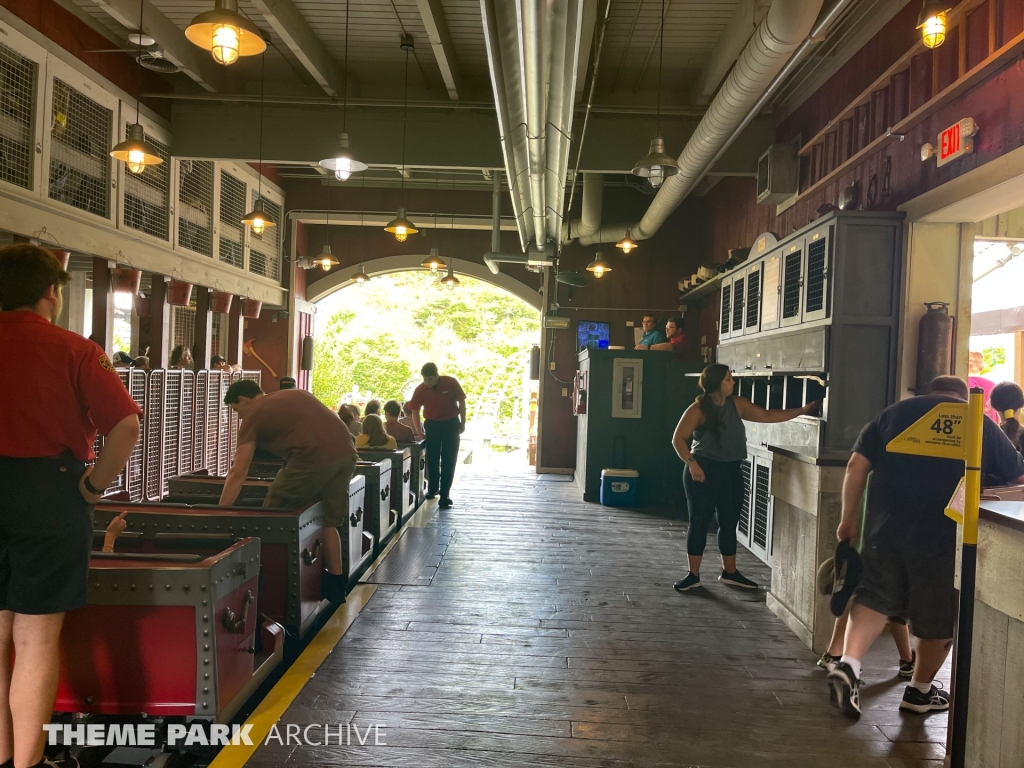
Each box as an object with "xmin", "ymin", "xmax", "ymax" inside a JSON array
[
  {"xmin": 577, "ymin": 0, "xmax": 828, "ymax": 246},
  {"xmin": 484, "ymin": 167, "xmax": 555, "ymax": 273},
  {"xmin": 562, "ymin": 173, "xmax": 603, "ymax": 243}
]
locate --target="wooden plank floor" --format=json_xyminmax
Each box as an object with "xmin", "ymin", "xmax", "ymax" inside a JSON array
[{"xmin": 248, "ymin": 466, "xmax": 950, "ymax": 768}]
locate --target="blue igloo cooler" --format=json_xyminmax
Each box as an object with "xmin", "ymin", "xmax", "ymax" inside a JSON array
[{"xmin": 600, "ymin": 469, "xmax": 639, "ymax": 507}]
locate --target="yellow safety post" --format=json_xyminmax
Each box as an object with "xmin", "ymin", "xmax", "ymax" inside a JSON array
[{"xmin": 949, "ymin": 387, "xmax": 984, "ymax": 768}]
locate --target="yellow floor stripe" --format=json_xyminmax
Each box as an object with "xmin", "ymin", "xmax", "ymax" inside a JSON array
[{"xmin": 207, "ymin": 583, "xmax": 377, "ymax": 768}]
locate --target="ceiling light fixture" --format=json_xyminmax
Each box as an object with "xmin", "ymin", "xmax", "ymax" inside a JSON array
[
  {"xmin": 616, "ymin": 230, "xmax": 638, "ymax": 254},
  {"xmin": 917, "ymin": 1, "xmax": 953, "ymax": 48},
  {"xmin": 422, "ymin": 247, "xmax": 446, "ymax": 273},
  {"xmin": 440, "ymin": 261, "xmax": 460, "ymax": 290},
  {"xmin": 352, "ymin": 263, "xmax": 371, "ymax": 285},
  {"xmin": 241, "ymin": 46, "xmax": 276, "ymax": 237},
  {"xmin": 385, "ymin": 35, "xmax": 418, "ymax": 242},
  {"xmin": 631, "ymin": 0, "xmax": 678, "ymax": 189},
  {"xmin": 186, "ymin": 0, "xmax": 265, "ymax": 66},
  {"xmin": 110, "ymin": 0, "xmax": 163, "ymax": 175},
  {"xmin": 314, "ymin": 167, "xmax": 339, "ymax": 271},
  {"xmin": 318, "ymin": 0, "xmax": 366, "ymax": 180},
  {"xmin": 587, "ymin": 253, "xmax": 612, "ymax": 278}
]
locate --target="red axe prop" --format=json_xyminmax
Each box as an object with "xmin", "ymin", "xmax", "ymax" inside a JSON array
[{"xmin": 243, "ymin": 339, "xmax": 278, "ymax": 378}]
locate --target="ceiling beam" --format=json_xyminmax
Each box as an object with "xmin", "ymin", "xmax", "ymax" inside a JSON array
[
  {"xmin": 414, "ymin": 0, "xmax": 461, "ymax": 100},
  {"xmin": 249, "ymin": 0, "xmax": 344, "ymax": 97},
  {"xmin": 90, "ymin": 0, "xmax": 223, "ymax": 93}
]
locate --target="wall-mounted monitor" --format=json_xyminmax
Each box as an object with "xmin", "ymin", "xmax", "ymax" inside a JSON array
[{"xmin": 577, "ymin": 320, "xmax": 611, "ymax": 351}]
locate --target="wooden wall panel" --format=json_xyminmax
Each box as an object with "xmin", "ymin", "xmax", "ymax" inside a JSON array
[
  {"xmin": 966, "ymin": 3, "xmax": 991, "ymax": 72},
  {"xmin": 1000, "ymin": 0, "xmax": 1024, "ymax": 46}
]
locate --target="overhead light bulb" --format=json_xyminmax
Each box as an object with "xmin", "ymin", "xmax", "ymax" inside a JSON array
[
  {"xmin": 185, "ymin": 0, "xmax": 266, "ymax": 66},
  {"xmin": 352, "ymin": 264, "xmax": 371, "ymax": 286},
  {"xmin": 314, "ymin": 244, "xmax": 339, "ymax": 272},
  {"xmin": 111, "ymin": 123, "xmax": 163, "ymax": 174},
  {"xmin": 917, "ymin": 1, "xmax": 952, "ymax": 48},
  {"xmin": 421, "ymin": 248, "xmax": 446, "ymax": 273},
  {"xmin": 242, "ymin": 197, "xmax": 276, "ymax": 235},
  {"xmin": 319, "ymin": 132, "xmax": 367, "ymax": 182},
  {"xmin": 616, "ymin": 232, "xmax": 638, "ymax": 254},
  {"xmin": 587, "ymin": 254, "xmax": 612, "ymax": 279},
  {"xmin": 631, "ymin": 136, "xmax": 678, "ymax": 189},
  {"xmin": 251, "ymin": 217, "xmax": 265, "ymax": 235},
  {"xmin": 440, "ymin": 263, "xmax": 460, "ymax": 289},
  {"xmin": 384, "ymin": 206, "xmax": 418, "ymax": 243}
]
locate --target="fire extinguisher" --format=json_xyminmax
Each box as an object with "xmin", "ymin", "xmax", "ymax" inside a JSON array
[{"xmin": 914, "ymin": 302, "xmax": 953, "ymax": 394}]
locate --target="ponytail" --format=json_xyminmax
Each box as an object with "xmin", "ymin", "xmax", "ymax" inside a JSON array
[{"xmin": 991, "ymin": 381, "xmax": 1024, "ymax": 452}]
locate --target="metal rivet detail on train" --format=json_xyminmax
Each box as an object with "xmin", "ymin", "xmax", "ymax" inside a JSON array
[
  {"xmin": 204, "ymin": 644, "xmax": 209, "ymax": 651},
  {"xmin": 203, "ymin": 629, "xmax": 209, "ymax": 636},
  {"xmin": 204, "ymin": 673, "xmax": 209, "ymax": 679},
  {"xmin": 165, "ymin": 584, "xmax": 171, "ymax": 590},
  {"xmin": 203, "ymin": 659, "xmax": 210, "ymax": 666},
  {"xmin": 203, "ymin": 688, "xmax": 209, "ymax": 694},
  {"xmin": 203, "ymin": 614, "xmax": 209, "ymax": 622}
]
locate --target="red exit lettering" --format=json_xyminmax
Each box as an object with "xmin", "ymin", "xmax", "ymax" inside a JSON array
[{"xmin": 940, "ymin": 124, "xmax": 961, "ymax": 160}]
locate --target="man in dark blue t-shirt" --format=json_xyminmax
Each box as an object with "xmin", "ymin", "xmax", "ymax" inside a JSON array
[{"xmin": 827, "ymin": 376, "xmax": 1024, "ymax": 720}]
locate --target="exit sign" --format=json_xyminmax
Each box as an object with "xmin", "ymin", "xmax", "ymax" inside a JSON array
[{"xmin": 937, "ymin": 118, "xmax": 978, "ymax": 167}]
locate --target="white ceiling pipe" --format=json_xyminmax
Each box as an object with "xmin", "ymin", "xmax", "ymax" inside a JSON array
[
  {"xmin": 523, "ymin": 0, "xmax": 551, "ymax": 248},
  {"xmin": 577, "ymin": 0, "xmax": 828, "ymax": 246},
  {"xmin": 562, "ymin": 172, "xmax": 603, "ymax": 243}
]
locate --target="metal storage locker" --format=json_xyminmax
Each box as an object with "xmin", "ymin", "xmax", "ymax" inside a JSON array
[
  {"xmin": 780, "ymin": 240, "xmax": 805, "ymax": 328},
  {"xmin": 718, "ymin": 274, "xmax": 733, "ymax": 341},
  {"xmin": 743, "ymin": 261, "xmax": 763, "ymax": 336},
  {"xmin": 749, "ymin": 457, "xmax": 773, "ymax": 564},
  {"xmin": 737, "ymin": 457, "xmax": 753, "ymax": 549},
  {"xmin": 730, "ymin": 271, "xmax": 746, "ymax": 337},
  {"xmin": 802, "ymin": 224, "xmax": 833, "ymax": 323},
  {"xmin": 760, "ymin": 252, "xmax": 782, "ymax": 332}
]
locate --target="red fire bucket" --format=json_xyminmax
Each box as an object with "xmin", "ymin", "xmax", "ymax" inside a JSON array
[
  {"xmin": 210, "ymin": 291, "xmax": 234, "ymax": 314},
  {"xmin": 241, "ymin": 298, "xmax": 263, "ymax": 319},
  {"xmin": 111, "ymin": 267, "xmax": 142, "ymax": 295},
  {"xmin": 51, "ymin": 250, "xmax": 71, "ymax": 270},
  {"xmin": 167, "ymin": 279, "xmax": 193, "ymax": 306}
]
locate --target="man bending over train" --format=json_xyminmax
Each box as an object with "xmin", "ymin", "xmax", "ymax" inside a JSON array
[
  {"xmin": 220, "ymin": 380, "xmax": 357, "ymax": 602},
  {"xmin": 0, "ymin": 244, "xmax": 141, "ymax": 768}
]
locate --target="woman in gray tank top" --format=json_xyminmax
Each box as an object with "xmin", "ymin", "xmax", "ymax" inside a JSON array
[{"xmin": 671, "ymin": 364, "xmax": 821, "ymax": 592}]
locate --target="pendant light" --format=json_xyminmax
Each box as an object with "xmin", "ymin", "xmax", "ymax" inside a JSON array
[
  {"xmin": 110, "ymin": 0, "xmax": 163, "ymax": 175},
  {"xmin": 616, "ymin": 229, "xmax": 638, "ymax": 254},
  {"xmin": 319, "ymin": 0, "xmax": 367, "ymax": 180},
  {"xmin": 186, "ymin": 0, "xmax": 266, "ymax": 66},
  {"xmin": 587, "ymin": 253, "xmax": 612, "ymax": 279},
  {"xmin": 440, "ymin": 260, "xmax": 460, "ymax": 290},
  {"xmin": 422, "ymin": 247, "xmax": 446, "ymax": 273},
  {"xmin": 241, "ymin": 49, "xmax": 276, "ymax": 237},
  {"xmin": 352, "ymin": 263, "xmax": 371, "ymax": 286},
  {"xmin": 385, "ymin": 35, "xmax": 418, "ymax": 242},
  {"xmin": 314, "ymin": 174, "xmax": 340, "ymax": 272},
  {"xmin": 917, "ymin": 1, "xmax": 953, "ymax": 48},
  {"xmin": 631, "ymin": 0, "xmax": 678, "ymax": 189}
]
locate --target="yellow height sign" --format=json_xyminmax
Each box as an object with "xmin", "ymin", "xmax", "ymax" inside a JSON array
[{"xmin": 885, "ymin": 402, "xmax": 968, "ymax": 459}]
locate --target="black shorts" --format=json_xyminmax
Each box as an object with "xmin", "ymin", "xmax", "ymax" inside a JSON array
[
  {"xmin": 853, "ymin": 541, "xmax": 956, "ymax": 640},
  {"xmin": 0, "ymin": 454, "xmax": 94, "ymax": 614}
]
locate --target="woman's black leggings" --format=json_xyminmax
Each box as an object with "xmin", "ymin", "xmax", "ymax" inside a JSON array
[{"xmin": 682, "ymin": 458, "xmax": 744, "ymax": 558}]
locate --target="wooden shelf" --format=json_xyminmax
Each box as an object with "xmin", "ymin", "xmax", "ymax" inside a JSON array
[{"xmin": 680, "ymin": 272, "xmax": 724, "ymax": 304}]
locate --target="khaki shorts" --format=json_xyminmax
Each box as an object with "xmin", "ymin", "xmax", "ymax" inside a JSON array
[{"xmin": 264, "ymin": 455, "xmax": 357, "ymax": 529}]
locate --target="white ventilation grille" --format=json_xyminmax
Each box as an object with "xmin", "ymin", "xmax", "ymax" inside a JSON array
[
  {"xmin": 123, "ymin": 126, "xmax": 170, "ymax": 240},
  {"xmin": 177, "ymin": 159, "xmax": 214, "ymax": 256},
  {"xmin": 219, "ymin": 170, "xmax": 245, "ymax": 269},
  {"xmin": 172, "ymin": 303, "xmax": 196, "ymax": 352},
  {"xmin": 48, "ymin": 78, "xmax": 111, "ymax": 217},
  {"xmin": 248, "ymin": 191, "xmax": 281, "ymax": 280},
  {"xmin": 0, "ymin": 40, "xmax": 37, "ymax": 191}
]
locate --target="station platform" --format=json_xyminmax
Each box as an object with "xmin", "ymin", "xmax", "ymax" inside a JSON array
[{"xmin": 219, "ymin": 465, "xmax": 948, "ymax": 768}]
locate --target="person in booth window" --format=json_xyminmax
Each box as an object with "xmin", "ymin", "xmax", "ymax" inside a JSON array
[
  {"xmin": 650, "ymin": 316, "xmax": 688, "ymax": 359},
  {"xmin": 219, "ymin": 379, "xmax": 358, "ymax": 604},
  {"xmin": 634, "ymin": 313, "xmax": 666, "ymax": 349},
  {"xmin": 407, "ymin": 363, "xmax": 466, "ymax": 510},
  {"xmin": 0, "ymin": 244, "xmax": 141, "ymax": 768}
]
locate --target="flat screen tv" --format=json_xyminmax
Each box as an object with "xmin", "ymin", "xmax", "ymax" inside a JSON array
[{"xmin": 577, "ymin": 320, "xmax": 611, "ymax": 351}]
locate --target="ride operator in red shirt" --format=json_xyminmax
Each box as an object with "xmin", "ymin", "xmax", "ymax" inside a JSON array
[
  {"xmin": 407, "ymin": 363, "xmax": 466, "ymax": 510},
  {"xmin": 0, "ymin": 244, "xmax": 141, "ymax": 768}
]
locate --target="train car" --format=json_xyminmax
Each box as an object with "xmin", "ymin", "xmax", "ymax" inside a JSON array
[
  {"xmin": 55, "ymin": 538, "xmax": 283, "ymax": 724},
  {"xmin": 355, "ymin": 447, "xmax": 414, "ymax": 521},
  {"xmin": 94, "ymin": 499, "xmax": 329, "ymax": 640},
  {"xmin": 355, "ymin": 459, "xmax": 398, "ymax": 555},
  {"xmin": 400, "ymin": 439, "xmax": 428, "ymax": 509}
]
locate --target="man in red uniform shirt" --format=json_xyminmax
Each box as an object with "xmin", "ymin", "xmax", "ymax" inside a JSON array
[
  {"xmin": 407, "ymin": 363, "xmax": 466, "ymax": 510},
  {"xmin": 0, "ymin": 244, "xmax": 141, "ymax": 768},
  {"xmin": 650, "ymin": 316, "xmax": 688, "ymax": 359}
]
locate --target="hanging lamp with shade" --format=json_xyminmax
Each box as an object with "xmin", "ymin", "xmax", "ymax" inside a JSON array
[
  {"xmin": 587, "ymin": 253, "xmax": 612, "ymax": 279},
  {"xmin": 314, "ymin": 178, "xmax": 340, "ymax": 271},
  {"xmin": 917, "ymin": 0, "xmax": 953, "ymax": 48},
  {"xmin": 186, "ymin": 0, "xmax": 266, "ymax": 66},
  {"xmin": 241, "ymin": 47, "xmax": 276, "ymax": 237},
  {"xmin": 616, "ymin": 230, "xmax": 638, "ymax": 254},
  {"xmin": 440, "ymin": 261, "xmax": 460, "ymax": 290},
  {"xmin": 319, "ymin": 0, "xmax": 367, "ymax": 180},
  {"xmin": 110, "ymin": 0, "xmax": 163, "ymax": 174},
  {"xmin": 352, "ymin": 263, "xmax": 371, "ymax": 286},
  {"xmin": 384, "ymin": 35, "xmax": 419, "ymax": 242},
  {"xmin": 631, "ymin": 0, "xmax": 678, "ymax": 189},
  {"xmin": 422, "ymin": 247, "xmax": 446, "ymax": 273}
]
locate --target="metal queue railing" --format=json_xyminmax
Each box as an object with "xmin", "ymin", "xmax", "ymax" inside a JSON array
[{"xmin": 97, "ymin": 368, "xmax": 261, "ymax": 502}]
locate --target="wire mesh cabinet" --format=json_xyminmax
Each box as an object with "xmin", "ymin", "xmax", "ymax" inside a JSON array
[
  {"xmin": 802, "ymin": 224, "xmax": 833, "ymax": 324},
  {"xmin": 248, "ymin": 189, "xmax": 282, "ymax": 281},
  {"xmin": 42, "ymin": 57, "xmax": 118, "ymax": 225},
  {"xmin": 735, "ymin": 450, "xmax": 774, "ymax": 565},
  {"xmin": 779, "ymin": 239, "xmax": 805, "ymax": 329},
  {"xmin": 117, "ymin": 107, "xmax": 173, "ymax": 243},
  {"xmin": 0, "ymin": 20, "xmax": 46, "ymax": 200}
]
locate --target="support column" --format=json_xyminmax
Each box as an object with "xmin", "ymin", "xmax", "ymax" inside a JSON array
[
  {"xmin": 56, "ymin": 271, "xmax": 88, "ymax": 335},
  {"xmin": 193, "ymin": 286, "xmax": 213, "ymax": 371},
  {"xmin": 227, "ymin": 298, "xmax": 244, "ymax": 366},
  {"xmin": 91, "ymin": 257, "xmax": 113, "ymax": 353},
  {"xmin": 149, "ymin": 278, "xmax": 170, "ymax": 369}
]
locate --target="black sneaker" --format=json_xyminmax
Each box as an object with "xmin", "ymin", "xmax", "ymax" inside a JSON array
[
  {"xmin": 439, "ymin": 498, "xmax": 453, "ymax": 510},
  {"xmin": 898, "ymin": 651, "xmax": 916, "ymax": 679},
  {"xmin": 673, "ymin": 573, "xmax": 702, "ymax": 592},
  {"xmin": 827, "ymin": 661, "xmax": 862, "ymax": 719},
  {"xmin": 426, "ymin": 492, "xmax": 438, "ymax": 500},
  {"xmin": 719, "ymin": 569, "xmax": 759, "ymax": 589},
  {"xmin": 816, "ymin": 651, "xmax": 840, "ymax": 672},
  {"xmin": 899, "ymin": 682, "xmax": 950, "ymax": 713}
]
